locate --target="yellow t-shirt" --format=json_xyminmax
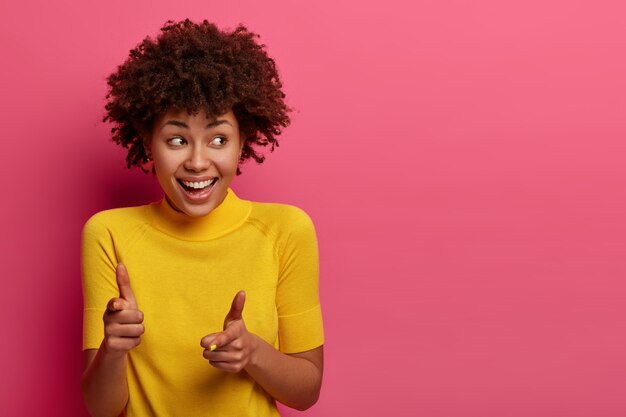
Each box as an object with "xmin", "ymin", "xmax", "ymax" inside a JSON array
[{"xmin": 81, "ymin": 189, "xmax": 324, "ymax": 416}]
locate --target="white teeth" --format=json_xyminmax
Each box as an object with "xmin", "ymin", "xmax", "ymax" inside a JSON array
[{"xmin": 181, "ymin": 178, "xmax": 216, "ymax": 189}]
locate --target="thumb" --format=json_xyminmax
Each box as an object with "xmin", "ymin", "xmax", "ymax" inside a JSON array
[
  {"xmin": 116, "ymin": 263, "xmax": 137, "ymax": 308},
  {"xmin": 224, "ymin": 290, "xmax": 245, "ymax": 328}
]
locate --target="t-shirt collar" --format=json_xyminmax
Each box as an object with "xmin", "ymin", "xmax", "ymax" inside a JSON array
[{"xmin": 149, "ymin": 188, "xmax": 251, "ymax": 241}]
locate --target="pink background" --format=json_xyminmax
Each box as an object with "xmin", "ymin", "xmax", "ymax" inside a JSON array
[{"xmin": 1, "ymin": 0, "xmax": 625, "ymax": 415}]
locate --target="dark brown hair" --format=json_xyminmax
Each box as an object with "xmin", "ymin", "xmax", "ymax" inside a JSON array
[{"xmin": 104, "ymin": 19, "xmax": 291, "ymax": 173}]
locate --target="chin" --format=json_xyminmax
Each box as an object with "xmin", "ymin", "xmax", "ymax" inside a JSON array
[
  {"xmin": 167, "ymin": 186, "xmax": 228, "ymax": 218},
  {"xmin": 181, "ymin": 203, "xmax": 218, "ymax": 218}
]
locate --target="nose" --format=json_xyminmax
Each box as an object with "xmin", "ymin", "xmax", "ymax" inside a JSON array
[{"xmin": 183, "ymin": 145, "xmax": 211, "ymax": 172}]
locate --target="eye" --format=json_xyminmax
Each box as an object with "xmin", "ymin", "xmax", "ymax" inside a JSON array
[
  {"xmin": 167, "ymin": 136, "xmax": 185, "ymax": 147},
  {"xmin": 210, "ymin": 136, "xmax": 227, "ymax": 146}
]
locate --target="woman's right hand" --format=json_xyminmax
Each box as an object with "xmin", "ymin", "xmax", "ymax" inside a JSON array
[
  {"xmin": 103, "ymin": 263, "xmax": 144, "ymax": 355},
  {"xmin": 82, "ymin": 263, "xmax": 141, "ymax": 416}
]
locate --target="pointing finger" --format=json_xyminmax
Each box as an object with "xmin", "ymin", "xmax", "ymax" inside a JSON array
[
  {"xmin": 200, "ymin": 333, "xmax": 218, "ymax": 350},
  {"xmin": 224, "ymin": 290, "xmax": 246, "ymax": 327},
  {"xmin": 203, "ymin": 327, "xmax": 238, "ymax": 352},
  {"xmin": 116, "ymin": 263, "xmax": 137, "ymax": 308}
]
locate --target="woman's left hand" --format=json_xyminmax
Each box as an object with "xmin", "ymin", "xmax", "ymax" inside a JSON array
[{"xmin": 200, "ymin": 291, "xmax": 259, "ymax": 372}]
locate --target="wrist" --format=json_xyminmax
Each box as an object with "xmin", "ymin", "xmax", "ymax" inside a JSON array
[
  {"xmin": 100, "ymin": 340, "xmax": 128, "ymax": 361},
  {"xmin": 247, "ymin": 333, "xmax": 262, "ymax": 369}
]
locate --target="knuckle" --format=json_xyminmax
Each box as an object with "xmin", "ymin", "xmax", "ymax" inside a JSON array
[
  {"xmin": 124, "ymin": 324, "xmax": 137, "ymax": 337},
  {"xmin": 130, "ymin": 324, "xmax": 143, "ymax": 336},
  {"xmin": 104, "ymin": 337, "xmax": 118, "ymax": 351},
  {"xmin": 104, "ymin": 322, "xmax": 118, "ymax": 335}
]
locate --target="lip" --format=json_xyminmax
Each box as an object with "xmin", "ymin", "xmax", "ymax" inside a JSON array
[
  {"xmin": 176, "ymin": 177, "xmax": 218, "ymax": 203},
  {"xmin": 177, "ymin": 176, "xmax": 218, "ymax": 182}
]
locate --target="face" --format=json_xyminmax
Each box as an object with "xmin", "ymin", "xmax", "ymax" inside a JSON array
[{"xmin": 148, "ymin": 108, "xmax": 242, "ymax": 218}]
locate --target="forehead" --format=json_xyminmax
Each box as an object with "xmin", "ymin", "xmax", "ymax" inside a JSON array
[{"xmin": 154, "ymin": 108, "xmax": 239, "ymax": 131}]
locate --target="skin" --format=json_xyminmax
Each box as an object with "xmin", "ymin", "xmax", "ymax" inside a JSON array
[
  {"xmin": 81, "ymin": 264, "xmax": 143, "ymax": 417},
  {"xmin": 148, "ymin": 108, "xmax": 242, "ymax": 218},
  {"xmin": 81, "ymin": 109, "xmax": 324, "ymax": 416}
]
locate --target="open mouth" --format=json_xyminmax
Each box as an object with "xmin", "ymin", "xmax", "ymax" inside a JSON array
[{"xmin": 177, "ymin": 178, "xmax": 218, "ymax": 194}]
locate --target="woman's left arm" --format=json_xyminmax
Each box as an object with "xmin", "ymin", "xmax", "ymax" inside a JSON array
[{"xmin": 201, "ymin": 291, "xmax": 323, "ymax": 411}]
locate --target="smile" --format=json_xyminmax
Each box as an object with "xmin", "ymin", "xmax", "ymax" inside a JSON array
[
  {"xmin": 179, "ymin": 178, "xmax": 217, "ymax": 190},
  {"xmin": 176, "ymin": 178, "xmax": 219, "ymax": 201}
]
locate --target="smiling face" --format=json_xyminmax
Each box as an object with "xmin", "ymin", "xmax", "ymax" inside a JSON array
[{"xmin": 149, "ymin": 108, "xmax": 242, "ymax": 218}]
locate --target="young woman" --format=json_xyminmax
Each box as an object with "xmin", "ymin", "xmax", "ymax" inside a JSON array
[{"xmin": 80, "ymin": 19, "xmax": 324, "ymax": 417}]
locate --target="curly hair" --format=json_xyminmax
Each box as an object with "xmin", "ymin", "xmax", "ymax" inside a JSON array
[{"xmin": 103, "ymin": 19, "xmax": 291, "ymax": 173}]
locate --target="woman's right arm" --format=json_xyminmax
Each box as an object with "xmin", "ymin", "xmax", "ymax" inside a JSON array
[{"xmin": 81, "ymin": 264, "xmax": 144, "ymax": 417}]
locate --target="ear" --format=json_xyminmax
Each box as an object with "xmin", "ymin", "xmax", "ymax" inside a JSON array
[{"xmin": 238, "ymin": 137, "xmax": 245, "ymax": 160}]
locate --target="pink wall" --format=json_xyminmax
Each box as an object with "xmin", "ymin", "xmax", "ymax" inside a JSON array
[{"xmin": 1, "ymin": 0, "xmax": 625, "ymax": 415}]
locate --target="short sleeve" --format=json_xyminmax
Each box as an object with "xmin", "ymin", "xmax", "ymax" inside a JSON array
[
  {"xmin": 275, "ymin": 207, "xmax": 324, "ymax": 353},
  {"xmin": 81, "ymin": 214, "xmax": 119, "ymax": 350}
]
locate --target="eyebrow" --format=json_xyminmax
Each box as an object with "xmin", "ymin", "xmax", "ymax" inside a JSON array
[{"xmin": 161, "ymin": 119, "xmax": 232, "ymax": 130}]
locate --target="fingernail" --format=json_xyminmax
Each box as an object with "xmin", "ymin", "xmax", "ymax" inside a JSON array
[
  {"xmin": 210, "ymin": 344, "xmax": 217, "ymax": 351},
  {"xmin": 113, "ymin": 301, "xmax": 118, "ymax": 309}
]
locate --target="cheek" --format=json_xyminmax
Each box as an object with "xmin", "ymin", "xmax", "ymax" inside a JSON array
[
  {"xmin": 152, "ymin": 155, "xmax": 178, "ymax": 187},
  {"xmin": 215, "ymin": 153, "xmax": 240, "ymax": 175},
  {"xmin": 152, "ymin": 151, "xmax": 179, "ymax": 172},
  {"xmin": 153, "ymin": 165, "xmax": 171, "ymax": 192},
  {"xmin": 152, "ymin": 159, "xmax": 167, "ymax": 178}
]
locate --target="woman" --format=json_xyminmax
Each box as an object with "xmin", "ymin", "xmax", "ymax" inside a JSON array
[{"xmin": 81, "ymin": 19, "xmax": 324, "ymax": 417}]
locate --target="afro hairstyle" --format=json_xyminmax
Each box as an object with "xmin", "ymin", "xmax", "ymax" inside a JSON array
[{"xmin": 103, "ymin": 19, "xmax": 291, "ymax": 173}]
